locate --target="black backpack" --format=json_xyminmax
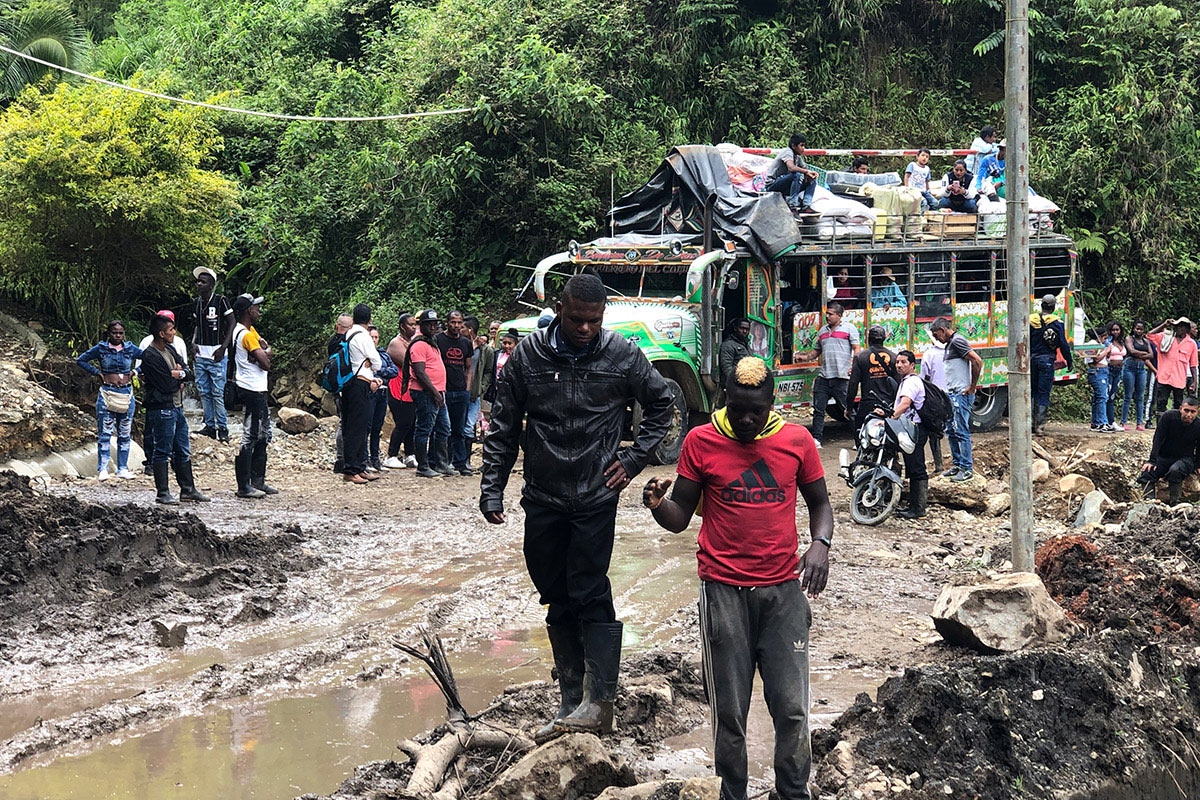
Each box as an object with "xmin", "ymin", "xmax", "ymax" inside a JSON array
[
  {"xmin": 919, "ymin": 374, "xmax": 952, "ymax": 432},
  {"xmin": 321, "ymin": 329, "xmax": 363, "ymax": 394}
]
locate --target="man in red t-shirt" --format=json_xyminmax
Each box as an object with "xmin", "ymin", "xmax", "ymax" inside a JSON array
[
  {"xmin": 643, "ymin": 357, "xmax": 833, "ymax": 800},
  {"xmin": 405, "ymin": 309, "xmax": 454, "ymax": 477}
]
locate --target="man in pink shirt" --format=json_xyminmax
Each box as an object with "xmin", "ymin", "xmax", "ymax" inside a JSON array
[
  {"xmin": 1148, "ymin": 317, "xmax": 1198, "ymax": 420},
  {"xmin": 405, "ymin": 310, "xmax": 455, "ymax": 478}
]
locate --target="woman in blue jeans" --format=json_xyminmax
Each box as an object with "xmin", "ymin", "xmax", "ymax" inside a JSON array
[
  {"xmin": 76, "ymin": 320, "xmax": 142, "ymax": 480},
  {"xmin": 1105, "ymin": 321, "xmax": 1126, "ymax": 428},
  {"xmin": 1123, "ymin": 319, "xmax": 1154, "ymax": 430},
  {"xmin": 1084, "ymin": 329, "xmax": 1112, "ymax": 431}
]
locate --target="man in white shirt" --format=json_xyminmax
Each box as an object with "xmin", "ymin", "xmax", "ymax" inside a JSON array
[
  {"xmin": 232, "ymin": 294, "xmax": 275, "ymax": 498},
  {"xmin": 341, "ymin": 303, "xmax": 383, "ymax": 484}
]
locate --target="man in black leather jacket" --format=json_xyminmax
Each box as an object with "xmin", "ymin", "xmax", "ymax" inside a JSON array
[{"xmin": 480, "ymin": 271, "xmax": 674, "ymax": 741}]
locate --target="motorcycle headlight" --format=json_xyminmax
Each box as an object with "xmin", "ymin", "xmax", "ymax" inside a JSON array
[{"xmin": 864, "ymin": 418, "xmax": 886, "ymax": 447}]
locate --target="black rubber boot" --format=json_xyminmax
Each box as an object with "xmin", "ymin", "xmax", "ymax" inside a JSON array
[
  {"xmin": 173, "ymin": 460, "xmax": 210, "ymax": 502},
  {"xmin": 432, "ymin": 439, "xmax": 456, "ymax": 475},
  {"xmin": 554, "ymin": 621, "xmax": 623, "ymax": 735},
  {"xmin": 534, "ymin": 624, "xmax": 586, "ymax": 743},
  {"xmin": 1034, "ymin": 406, "xmax": 1048, "ymax": 435},
  {"xmin": 414, "ymin": 440, "xmax": 440, "ymax": 478},
  {"xmin": 897, "ymin": 478, "xmax": 928, "ymax": 519},
  {"xmin": 235, "ymin": 451, "xmax": 265, "ymax": 498},
  {"xmin": 153, "ymin": 462, "xmax": 178, "ymax": 505},
  {"xmin": 251, "ymin": 445, "xmax": 278, "ymax": 494},
  {"xmin": 1169, "ymin": 482, "xmax": 1183, "ymax": 506},
  {"xmin": 1142, "ymin": 478, "xmax": 1158, "ymax": 501}
]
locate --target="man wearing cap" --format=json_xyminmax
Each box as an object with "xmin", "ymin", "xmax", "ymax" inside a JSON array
[
  {"xmin": 1148, "ymin": 317, "xmax": 1199, "ymax": 417},
  {"xmin": 190, "ymin": 267, "xmax": 234, "ymax": 442},
  {"xmin": 1030, "ymin": 294, "xmax": 1072, "ymax": 435},
  {"xmin": 480, "ymin": 272, "xmax": 674, "ymax": 739},
  {"xmin": 405, "ymin": 310, "xmax": 455, "ymax": 478},
  {"xmin": 340, "ymin": 303, "xmax": 383, "ymax": 484},
  {"xmin": 846, "ymin": 324, "xmax": 897, "ymax": 428},
  {"xmin": 231, "ymin": 293, "xmax": 276, "ymax": 498},
  {"xmin": 138, "ymin": 310, "xmax": 189, "ymax": 475}
]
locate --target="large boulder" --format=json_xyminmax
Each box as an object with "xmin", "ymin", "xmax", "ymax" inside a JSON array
[
  {"xmin": 1073, "ymin": 489, "xmax": 1113, "ymax": 528},
  {"xmin": 1059, "ymin": 473, "xmax": 1096, "ymax": 496},
  {"xmin": 932, "ymin": 572, "xmax": 1075, "ymax": 653},
  {"xmin": 596, "ymin": 781, "xmax": 682, "ymax": 800},
  {"xmin": 277, "ymin": 406, "xmax": 319, "ymax": 435},
  {"xmin": 480, "ymin": 733, "xmax": 636, "ymax": 800},
  {"xmin": 927, "ymin": 472, "xmax": 988, "ymax": 511},
  {"xmin": 1070, "ymin": 459, "xmax": 1136, "ymax": 502}
]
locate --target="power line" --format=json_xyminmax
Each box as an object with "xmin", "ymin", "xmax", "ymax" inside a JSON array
[{"xmin": 0, "ymin": 43, "xmax": 475, "ymax": 123}]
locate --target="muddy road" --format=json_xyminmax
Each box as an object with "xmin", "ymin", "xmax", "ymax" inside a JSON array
[{"xmin": 0, "ymin": 419, "xmax": 1132, "ymax": 798}]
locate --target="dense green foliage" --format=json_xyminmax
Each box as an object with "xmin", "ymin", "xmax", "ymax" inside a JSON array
[
  {"xmin": 0, "ymin": 80, "xmax": 237, "ymax": 337},
  {"xmin": 1, "ymin": 0, "xmax": 1198, "ymax": 354}
]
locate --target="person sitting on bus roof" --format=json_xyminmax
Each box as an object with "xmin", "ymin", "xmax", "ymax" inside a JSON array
[
  {"xmin": 766, "ymin": 133, "xmax": 818, "ymax": 212},
  {"xmin": 870, "ymin": 267, "xmax": 907, "ymax": 310},
  {"xmin": 850, "ymin": 156, "xmax": 870, "ymax": 175},
  {"xmin": 975, "ymin": 139, "xmax": 1006, "ymax": 200},
  {"xmin": 936, "ymin": 160, "xmax": 979, "ymax": 214},
  {"xmin": 966, "ymin": 125, "xmax": 998, "ymax": 173}
]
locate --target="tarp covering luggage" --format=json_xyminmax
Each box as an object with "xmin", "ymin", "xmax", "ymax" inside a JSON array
[{"xmin": 609, "ymin": 145, "xmax": 801, "ymax": 263}]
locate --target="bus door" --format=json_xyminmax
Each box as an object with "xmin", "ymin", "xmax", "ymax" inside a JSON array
[{"xmin": 744, "ymin": 261, "xmax": 777, "ymax": 363}]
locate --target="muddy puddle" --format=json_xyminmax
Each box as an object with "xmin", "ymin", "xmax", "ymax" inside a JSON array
[{"xmin": 0, "ymin": 480, "xmax": 899, "ymax": 800}]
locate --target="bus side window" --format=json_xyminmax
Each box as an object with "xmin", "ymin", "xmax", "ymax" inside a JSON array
[
  {"xmin": 955, "ymin": 252, "xmax": 991, "ymax": 304},
  {"xmin": 1033, "ymin": 249, "xmax": 1072, "ymax": 298},
  {"xmin": 914, "ymin": 254, "xmax": 951, "ymax": 321}
]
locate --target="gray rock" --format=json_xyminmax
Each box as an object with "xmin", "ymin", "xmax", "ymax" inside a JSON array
[
  {"xmin": 480, "ymin": 733, "xmax": 635, "ymax": 800},
  {"xmin": 277, "ymin": 407, "xmax": 319, "ymax": 435},
  {"xmin": 151, "ymin": 619, "xmax": 188, "ymax": 648},
  {"xmin": 1073, "ymin": 489, "xmax": 1113, "ymax": 528},
  {"xmin": 677, "ymin": 777, "xmax": 722, "ymax": 800},
  {"xmin": 596, "ymin": 780, "xmax": 683, "ymax": 800},
  {"xmin": 932, "ymin": 572, "xmax": 1075, "ymax": 653}
]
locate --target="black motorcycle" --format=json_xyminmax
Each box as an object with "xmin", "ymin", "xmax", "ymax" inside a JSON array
[{"xmin": 837, "ymin": 413, "xmax": 918, "ymax": 526}]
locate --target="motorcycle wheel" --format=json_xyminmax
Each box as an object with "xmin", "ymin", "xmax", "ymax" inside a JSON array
[{"xmin": 850, "ymin": 476, "xmax": 901, "ymax": 526}]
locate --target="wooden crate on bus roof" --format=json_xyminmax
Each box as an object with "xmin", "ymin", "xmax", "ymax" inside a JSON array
[{"xmin": 924, "ymin": 211, "xmax": 978, "ymax": 239}]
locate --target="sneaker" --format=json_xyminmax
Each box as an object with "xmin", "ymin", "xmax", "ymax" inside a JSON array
[
  {"xmin": 950, "ymin": 469, "xmax": 974, "ymax": 483},
  {"xmin": 1100, "ymin": 424, "xmax": 1116, "ymax": 433},
  {"xmin": 383, "ymin": 457, "xmax": 406, "ymax": 469},
  {"xmin": 364, "ymin": 465, "xmax": 380, "ymax": 473},
  {"xmin": 217, "ymin": 427, "xmax": 230, "ymax": 443},
  {"xmin": 813, "ymin": 440, "xmax": 823, "ymax": 449},
  {"xmin": 97, "ymin": 469, "xmax": 110, "ymax": 482},
  {"xmin": 116, "ymin": 468, "xmax": 138, "ymax": 480},
  {"xmin": 404, "ymin": 455, "xmax": 418, "ymax": 468},
  {"xmin": 458, "ymin": 467, "xmax": 476, "ymax": 477},
  {"xmin": 197, "ymin": 426, "xmax": 217, "ymax": 439},
  {"xmin": 1089, "ymin": 424, "xmax": 1104, "ymax": 432},
  {"xmin": 1114, "ymin": 424, "xmax": 1126, "ymax": 431},
  {"xmin": 416, "ymin": 465, "xmax": 441, "ymax": 478},
  {"xmin": 941, "ymin": 466, "xmax": 960, "ymax": 478},
  {"xmin": 1137, "ymin": 425, "xmax": 1146, "ymax": 431}
]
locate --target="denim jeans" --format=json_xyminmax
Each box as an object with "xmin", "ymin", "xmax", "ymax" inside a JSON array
[
  {"xmin": 149, "ymin": 407, "xmax": 191, "ymax": 464},
  {"xmin": 1031, "ymin": 354, "xmax": 1055, "ymax": 411},
  {"xmin": 193, "ymin": 356, "xmax": 228, "ymax": 430},
  {"xmin": 946, "ymin": 390, "xmax": 974, "ymax": 472},
  {"xmin": 412, "ymin": 390, "xmax": 451, "ymax": 444},
  {"xmin": 1105, "ymin": 364, "xmax": 1122, "ymax": 426},
  {"xmin": 96, "ymin": 387, "xmax": 135, "ymax": 472},
  {"xmin": 1086, "ymin": 369, "xmax": 1109, "ymax": 427},
  {"xmin": 366, "ymin": 387, "xmax": 389, "ymax": 465},
  {"xmin": 1121, "ymin": 362, "xmax": 1147, "ymax": 426},
  {"xmin": 767, "ymin": 171, "xmax": 816, "ymax": 208},
  {"xmin": 466, "ymin": 397, "xmax": 482, "ymax": 439},
  {"xmin": 446, "ymin": 389, "xmax": 470, "ymax": 469}
]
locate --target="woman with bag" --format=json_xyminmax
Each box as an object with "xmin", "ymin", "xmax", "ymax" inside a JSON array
[{"xmin": 77, "ymin": 320, "xmax": 143, "ymax": 481}]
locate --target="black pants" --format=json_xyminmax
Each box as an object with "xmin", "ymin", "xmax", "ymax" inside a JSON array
[
  {"xmin": 811, "ymin": 376, "xmax": 848, "ymax": 442},
  {"xmin": 1155, "ymin": 384, "xmax": 1186, "ymax": 418},
  {"xmin": 367, "ymin": 388, "xmax": 388, "ymax": 464},
  {"xmin": 1141, "ymin": 456, "xmax": 1194, "ymax": 486},
  {"xmin": 340, "ymin": 379, "xmax": 372, "ymax": 475},
  {"xmin": 521, "ymin": 498, "xmax": 619, "ymax": 627},
  {"xmin": 387, "ymin": 397, "xmax": 415, "ymax": 458},
  {"xmin": 700, "ymin": 580, "xmax": 812, "ymax": 800},
  {"xmin": 902, "ymin": 423, "xmax": 930, "ymax": 481}
]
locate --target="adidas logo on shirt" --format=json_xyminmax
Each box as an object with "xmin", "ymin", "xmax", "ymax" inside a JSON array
[{"xmin": 720, "ymin": 458, "xmax": 786, "ymax": 504}]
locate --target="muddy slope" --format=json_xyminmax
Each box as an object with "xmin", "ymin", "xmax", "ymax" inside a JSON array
[{"xmin": 814, "ymin": 505, "xmax": 1200, "ymax": 799}]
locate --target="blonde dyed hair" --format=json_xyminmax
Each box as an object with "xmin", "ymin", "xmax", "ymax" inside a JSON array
[{"xmin": 734, "ymin": 356, "xmax": 769, "ymax": 388}]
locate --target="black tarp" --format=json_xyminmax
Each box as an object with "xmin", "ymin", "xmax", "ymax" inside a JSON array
[{"xmin": 608, "ymin": 145, "xmax": 801, "ymax": 263}]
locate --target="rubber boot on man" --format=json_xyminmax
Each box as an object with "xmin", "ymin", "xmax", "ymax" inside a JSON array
[
  {"xmin": 235, "ymin": 451, "xmax": 266, "ymax": 498},
  {"xmin": 534, "ymin": 624, "xmax": 585, "ymax": 743},
  {"xmin": 173, "ymin": 460, "xmax": 210, "ymax": 502},
  {"xmin": 554, "ymin": 621, "xmax": 623, "ymax": 735},
  {"xmin": 251, "ymin": 446, "xmax": 278, "ymax": 495},
  {"xmin": 153, "ymin": 462, "xmax": 178, "ymax": 505},
  {"xmin": 898, "ymin": 478, "xmax": 928, "ymax": 519}
]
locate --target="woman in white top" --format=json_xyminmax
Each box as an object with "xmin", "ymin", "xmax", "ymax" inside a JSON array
[{"xmin": 1105, "ymin": 321, "xmax": 1127, "ymax": 430}]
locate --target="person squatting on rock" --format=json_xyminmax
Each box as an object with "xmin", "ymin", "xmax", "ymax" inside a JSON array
[
  {"xmin": 1139, "ymin": 396, "xmax": 1200, "ymax": 506},
  {"xmin": 190, "ymin": 266, "xmax": 234, "ymax": 443},
  {"xmin": 480, "ymin": 272, "xmax": 675, "ymax": 740},
  {"xmin": 232, "ymin": 293, "xmax": 277, "ymax": 498},
  {"xmin": 340, "ymin": 304, "xmax": 384, "ymax": 484},
  {"xmin": 141, "ymin": 313, "xmax": 209, "ymax": 504},
  {"xmin": 1029, "ymin": 294, "xmax": 1071, "ymax": 435},
  {"xmin": 77, "ymin": 319, "xmax": 143, "ymax": 481},
  {"xmin": 642, "ymin": 356, "xmax": 833, "ymax": 800},
  {"xmin": 405, "ymin": 309, "xmax": 455, "ymax": 478},
  {"xmin": 930, "ymin": 317, "xmax": 982, "ymax": 483}
]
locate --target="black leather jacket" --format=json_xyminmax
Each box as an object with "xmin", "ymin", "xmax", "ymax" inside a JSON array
[{"xmin": 480, "ymin": 320, "xmax": 674, "ymax": 513}]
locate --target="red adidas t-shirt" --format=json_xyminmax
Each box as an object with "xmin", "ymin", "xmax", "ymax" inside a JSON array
[{"xmin": 677, "ymin": 421, "xmax": 824, "ymax": 587}]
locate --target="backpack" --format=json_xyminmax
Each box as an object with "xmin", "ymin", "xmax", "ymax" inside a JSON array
[
  {"xmin": 1036, "ymin": 314, "xmax": 1060, "ymax": 350},
  {"xmin": 919, "ymin": 374, "xmax": 952, "ymax": 432},
  {"xmin": 321, "ymin": 329, "xmax": 363, "ymax": 394}
]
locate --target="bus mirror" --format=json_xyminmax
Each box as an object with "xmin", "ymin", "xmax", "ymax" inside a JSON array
[{"xmin": 568, "ymin": 240, "xmax": 580, "ymax": 257}]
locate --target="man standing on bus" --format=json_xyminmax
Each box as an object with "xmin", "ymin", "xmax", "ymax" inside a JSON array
[
  {"xmin": 803, "ymin": 301, "xmax": 860, "ymax": 449},
  {"xmin": 930, "ymin": 317, "xmax": 982, "ymax": 482}
]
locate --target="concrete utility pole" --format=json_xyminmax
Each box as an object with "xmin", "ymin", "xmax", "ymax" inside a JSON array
[{"xmin": 1006, "ymin": 0, "xmax": 1034, "ymax": 571}]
